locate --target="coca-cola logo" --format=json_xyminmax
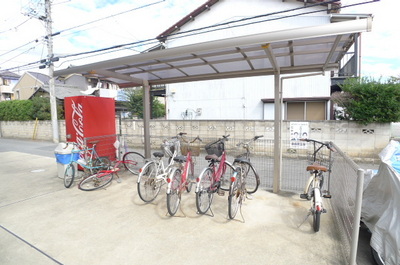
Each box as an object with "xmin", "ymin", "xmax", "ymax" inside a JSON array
[{"xmin": 71, "ymin": 100, "xmax": 84, "ymax": 147}]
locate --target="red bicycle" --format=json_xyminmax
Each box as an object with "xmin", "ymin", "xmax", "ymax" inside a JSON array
[
  {"xmin": 195, "ymin": 135, "xmax": 235, "ymax": 216},
  {"xmin": 166, "ymin": 134, "xmax": 202, "ymax": 216}
]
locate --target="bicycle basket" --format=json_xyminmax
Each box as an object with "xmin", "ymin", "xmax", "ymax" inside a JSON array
[
  {"xmin": 205, "ymin": 142, "xmax": 224, "ymax": 157},
  {"xmin": 180, "ymin": 141, "xmax": 201, "ymax": 156},
  {"xmin": 307, "ymin": 151, "xmax": 333, "ymax": 168}
]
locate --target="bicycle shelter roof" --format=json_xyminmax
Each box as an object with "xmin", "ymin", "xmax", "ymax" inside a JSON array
[
  {"xmin": 54, "ymin": 17, "xmax": 372, "ymax": 87},
  {"xmin": 54, "ymin": 16, "xmax": 372, "ymax": 193}
]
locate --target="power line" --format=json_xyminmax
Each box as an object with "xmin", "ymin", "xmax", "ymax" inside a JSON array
[
  {"xmin": 0, "ymin": 0, "xmax": 165, "ymax": 65},
  {"xmin": 54, "ymin": 0, "xmax": 374, "ymax": 61},
  {"xmin": 52, "ymin": 0, "xmax": 165, "ymax": 36},
  {"xmin": 1, "ymin": 0, "xmax": 377, "ymax": 73}
]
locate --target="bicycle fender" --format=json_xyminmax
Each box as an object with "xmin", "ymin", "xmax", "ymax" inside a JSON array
[{"xmin": 195, "ymin": 167, "xmax": 211, "ymax": 193}]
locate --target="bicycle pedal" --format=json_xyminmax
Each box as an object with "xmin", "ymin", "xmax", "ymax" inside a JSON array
[
  {"xmin": 323, "ymin": 194, "xmax": 332, "ymax": 199},
  {"xmin": 217, "ymin": 189, "xmax": 225, "ymax": 196},
  {"xmin": 300, "ymin": 193, "xmax": 308, "ymax": 199}
]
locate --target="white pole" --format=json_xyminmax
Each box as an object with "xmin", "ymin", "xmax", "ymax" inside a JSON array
[
  {"xmin": 273, "ymin": 71, "xmax": 282, "ymax": 193},
  {"xmin": 45, "ymin": 0, "xmax": 59, "ymax": 143},
  {"xmin": 349, "ymin": 168, "xmax": 364, "ymax": 265}
]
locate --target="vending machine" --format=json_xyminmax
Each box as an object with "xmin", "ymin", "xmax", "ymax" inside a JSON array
[{"xmin": 64, "ymin": 96, "xmax": 116, "ymax": 160}]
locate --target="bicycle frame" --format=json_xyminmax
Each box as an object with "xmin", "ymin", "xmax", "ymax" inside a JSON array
[
  {"xmin": 311, "ymin": 172, "xmax": 323, "ymax": 212},
  {"xmin": 138, "ymin": 148, "xmax": 177, "ymax": 186},
  {"xmin": 166, "ymin": 151, "xmax": 194, "ymax": 194},
  {"xmin": 195, "ymin": 150, "xmax": 230, "ymax": 193},
  {"xmin": 67, "ymin": 142, "xmax": 104, "ymax": 173}
]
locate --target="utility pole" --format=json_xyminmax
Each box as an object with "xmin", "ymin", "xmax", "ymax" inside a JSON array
[
  {"xmin": 44, "ymin": 0, "xmax": 59, "ymax": 143},
  {"xmin": 23, "ymin": 0, "xmax": 59, "ymax": 143}
]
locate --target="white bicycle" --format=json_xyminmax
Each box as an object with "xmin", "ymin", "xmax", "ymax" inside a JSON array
[
  {"xmin": 299, "ymin": 138, "xmax": 335, "ymax": 232},
  {"xmin": 137, "ymin": 133, "xmax": 182, "ymax": 203}
]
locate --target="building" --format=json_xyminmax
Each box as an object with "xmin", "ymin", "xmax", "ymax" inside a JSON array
[
  {"xmin": 0, "ymin": 70, "xmax": 20, "ymax": 101},
  {"xmin": 155, "ymin": 0, "xmax": 358, "ymax": 120}
]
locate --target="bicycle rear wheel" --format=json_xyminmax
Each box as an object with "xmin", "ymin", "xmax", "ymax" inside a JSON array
[
  {"xmin": 236, "ymin": 161, "xmax": 260, "ymax": 194},
  {"xmin": 312, "ymin": 188, "xmax": 321, "ymax": 232},
  {"xmin": 228, "ymin": 170, "xmax": 241, "ymax": 219},
  {"xmin": 93, "ymin": 156, "xmax": 111, "ymax": 173},
  {"xmin": 64, "ymin": 163, "xmax": 75, "ymax": 188},
  {"xmin": 167, "ymin": 169, "xmax": 182, "ymax": 216},
  {"xmin": 137, "ymin": 161, "xmax": 162, "ymax": 203},
  {"xmin": 79, "ymin": 171, "xmax": 113, "ymax": 191},
  {"xmin": 123, "ymin": 152, "xmax": 145, "ymax": 174},
  {"xmin": 220, "ymin": 162, "xmax": 235, "ymax": 191},
  {"xmin": 196, "ymin": 168, "xmax": 214, "ymax": 214}
]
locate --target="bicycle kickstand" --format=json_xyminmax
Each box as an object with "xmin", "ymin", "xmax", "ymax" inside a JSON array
[{"xmin": 297, "ymin": 211, "xmax": 311, "ymax": 229}]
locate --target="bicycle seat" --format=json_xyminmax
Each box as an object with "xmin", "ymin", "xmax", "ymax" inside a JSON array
[
  {"xmin": 88, "ymin": 140, "xmax": 100, "ymax": 145},
  {"xmin": 173, "ymin": 155, "xmax": 186, "ymax": 163},
  {"xmin": 205, "ymin": 154, "xmax": 220, "ymax": 162},
  {"xmin": 153, "ymin": 152, "xmax": 164, "ymax": 158},
  {"xmin": 306, "ymin": 163, "xmax": 328, "ymax": 172},
  {"xmin": 234, "ymin": 157, "xmax": 249, "ymax": 164}
]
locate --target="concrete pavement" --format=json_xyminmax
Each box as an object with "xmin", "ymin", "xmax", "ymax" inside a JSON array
[{"xmin": 0, "ymin": 138, "xmax": 368, "ymax": 265}]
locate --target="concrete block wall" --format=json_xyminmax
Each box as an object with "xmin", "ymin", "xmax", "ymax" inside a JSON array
[{"xmin": 0, "ymin": 119, "xmax": 391, "ymax": 161}]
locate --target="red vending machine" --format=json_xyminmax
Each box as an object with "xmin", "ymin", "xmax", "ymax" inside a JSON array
[{"xmin": 64, "ymin": 96, "xmax": 116, "ymax": 160}]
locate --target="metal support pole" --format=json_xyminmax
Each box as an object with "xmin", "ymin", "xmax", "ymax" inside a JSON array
[
  {"xmin": 143, "ymin": 80, "xmax": 151, "ymax": 159},
  {"xmin": 273, "ymin": 71, "xmax": 282, "ymax": 193},
  {"xmin": 349, "ymin": 168, "xmax": 365, "ymax": 265},
  {"xmin": 45, "ymin": 0, "xmax": 59, "ymax": 143}
]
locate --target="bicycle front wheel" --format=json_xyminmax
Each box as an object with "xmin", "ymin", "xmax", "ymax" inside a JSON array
[
  {"xmin": 196, "ymin": 168, "xmax": 214, "ymax": 214},
  {"xmin": 64, "ymin": 163, "xmax": 75, "ymax": 188},
  {"xmin": 123, "ymin": 152, "xmax": 145, "ymax": 175},
  {"xmin": 137, "ymin": 161, "xmax": 162, "ymax": 203},
  {"xmin": 79, "ymin": 171, "xmax": 113, "ymax": 191},
  {"xmin": 220, "ymin": 162, "xmax": 235, "ymax": 191},
  {"xmin": 228, "ymin": 170, "xmax": 241, "ymax": 219},
  {"xmin": 240, "ymin": 162, "xmax": 260, "ymax": 194},
  {"xmin": 167, "ymin": 169, "xmax": 182, "ymax": 216}
]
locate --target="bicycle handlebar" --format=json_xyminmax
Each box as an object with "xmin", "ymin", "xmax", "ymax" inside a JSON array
[
  {"xmin": 236, "ymin": 135, "xmax": 263, "ymax": 147},
  {"xmin": 300, "ymin": 138, "xmax": 335, "ymax": 152},
  {"xmin": 205, "ymin": 134, "xmax": 230, "ymax": 148}
]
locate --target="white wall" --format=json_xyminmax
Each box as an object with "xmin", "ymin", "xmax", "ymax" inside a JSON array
[{"xmin": 164, "ymin": 0, "xmax": 334, "ymax": 120}]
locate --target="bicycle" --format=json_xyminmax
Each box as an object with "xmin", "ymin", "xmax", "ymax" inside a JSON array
[
  {"xmin": 195, "ymin": 135, "xmax": 235, "ymax": 216},
  {"xmin": 118, "ymin": 135, "xmax": 146, "ymax": 175},
  {"xmin": 78, "ymin": 150, "xmax": 145, "ymax": 191},
  {"xmin": 166, "ymin": 134, "xmax": 202, "ymax": 216},
  {"xmin": 228, "ymin": 135, "xmax": 263, "ymax": 220},
  {"xmin": 232, "ymin": 135, "xmax": 263, "ymax": 194},
  {"xmin": 299, "ymin": 138, "xmax": 335, "ymax": 232},
  {"xmin": 136, "ymin": 133, "xmax": 182, "ymax": 203},
  {"xmin": 63, "ymin": 141, "xmax": 111, "ymax": 188}
]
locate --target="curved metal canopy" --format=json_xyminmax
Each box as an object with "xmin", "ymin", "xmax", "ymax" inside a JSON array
[
  {"xmin": 54, "ymin": 16, "xmax": 372, "ymax": 195},
  {"xmin": 54, "ymin": 17, "xmax": 372, "ymax": 87}
]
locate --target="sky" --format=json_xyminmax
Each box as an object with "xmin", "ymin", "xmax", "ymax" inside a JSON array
[{"xmin": 0, "ymin": 0, "xmax": 398, "ymax": 79}]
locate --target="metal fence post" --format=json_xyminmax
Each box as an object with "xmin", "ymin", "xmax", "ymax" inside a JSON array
[{"xmin": 349, "ymin": 168, "xmax": 365, "ymax": 265}]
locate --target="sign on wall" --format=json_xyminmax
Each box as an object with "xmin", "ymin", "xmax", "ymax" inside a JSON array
[{"xmin": 290, "ymin": 121, "xmax": 309, "ymax": 148}]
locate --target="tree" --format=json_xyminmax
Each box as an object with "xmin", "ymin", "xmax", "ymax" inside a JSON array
[
  {"xmin": 31, "ymin": 97, "xmax": 64, "ymax": 120},
  {"xmin": 122, "ymin": 87, "xmax": 165, "ymax": 119},
  {"xmin": 332, "ymin": 77, "xmax": 400, "ymax": 125}
]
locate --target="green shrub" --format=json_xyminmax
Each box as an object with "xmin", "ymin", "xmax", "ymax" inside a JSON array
[
  {"xmin": 333, "ymin": 77, "xmax": 400, "ymax": 125},
  {"xmin": 0, "ymin": 100, "xmax": 33, "ymax": 121}
]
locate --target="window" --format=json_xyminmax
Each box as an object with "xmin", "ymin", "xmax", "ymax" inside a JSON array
[{"xmin": 286, "ymin": 101, "xmax": 326, "ymax": 120}]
